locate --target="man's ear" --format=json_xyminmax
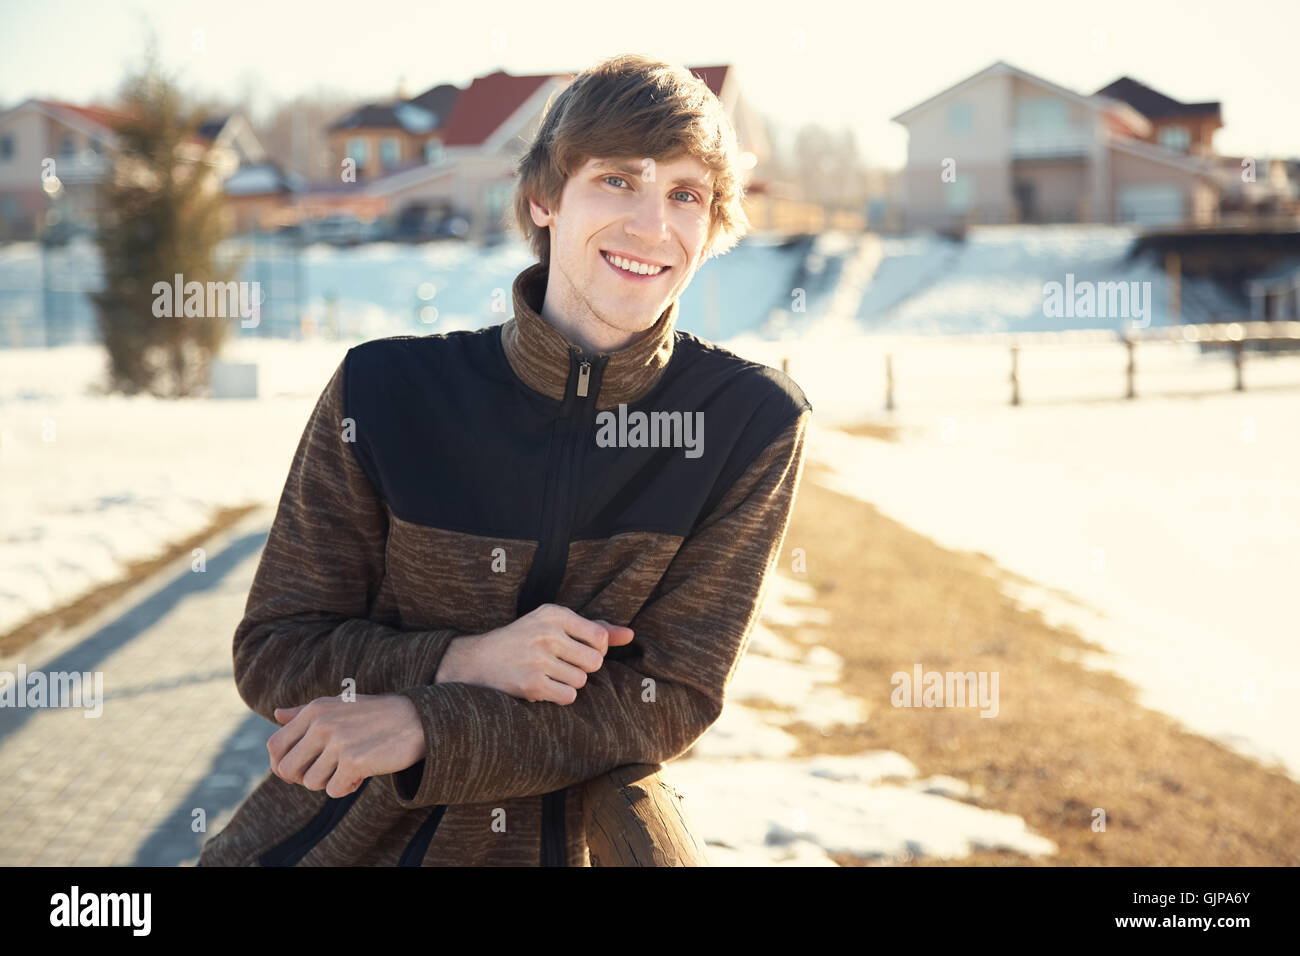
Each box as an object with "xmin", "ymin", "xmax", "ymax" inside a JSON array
[{"xmin": 528, "ymin": 196, "xmax": 553, "ymax": 228}]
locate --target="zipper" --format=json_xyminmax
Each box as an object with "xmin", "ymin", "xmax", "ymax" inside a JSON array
[
  {"xmin": 259, "ymin": 778, "xmax": 370, "ymax": 866},
  {"xmin": 397, "ymin": 803, "xmax": 448, "ymax": 866},
  {"xmin": 519, "ymin": 345, "xmax": 606, "ymax": 868}
]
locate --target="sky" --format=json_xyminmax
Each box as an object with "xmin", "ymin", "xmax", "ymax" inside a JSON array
[{"xmin": 1, "ymin": 0, "xmax": 1297, "ymax": 169}]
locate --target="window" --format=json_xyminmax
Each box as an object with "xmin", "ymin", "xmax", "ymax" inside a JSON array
[
  {"xmin": 0, "ymin": 133, "xmax": 13, "ymax": 160},
  {"xmin": 1158, "ymin": 126, "xmax": 1191, "ymax": 152},
  {"xmin": 60, "ymin": 136, "xmax": 77, "ymax": 158},
  {"xmin": 380, "ymin": 137, "xmax": 400, "ymax": 167},
  {"xmin": 424, "ymin": 140, "xmax": 445, "ymax": 164},
  {"xmin": 947, "ymin": 102, "xmax": 973, "ymax": 135},
  {"xmin": 1015, "ymin": 97, "xmax": 1068, "ymax": 131},
  {"xmin": 348, "ymin": 138, "xmax": 369, "ymax": 169}
]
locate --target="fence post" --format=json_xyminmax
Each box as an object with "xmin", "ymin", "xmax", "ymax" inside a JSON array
[
  {"xmin": 1125, "ymin": 337, "xmax": 1136, "ymax": 399},
  {"xmin": 583, "ymin": 763, "xmax": 710, "ymax": 867},
  {"xmin": 1232, "ymin": 340, "xmax": 1245, "ymax": 391},
  {"xmin": 885, "ymin": 353, "xmax": 894, "ymax": 411},
  {"xmin": 1009, "ymin": 345, "xmax": 1020, "ymax": 406}
]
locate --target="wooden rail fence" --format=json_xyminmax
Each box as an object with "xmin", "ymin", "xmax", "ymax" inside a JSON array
[
  {"xmin": 859, "ymin": 320, "xmax": 1300, "ymax": 409},
  {"xmin": 582, "ymin": 763, "xmax": 710, "ymax": 866}
]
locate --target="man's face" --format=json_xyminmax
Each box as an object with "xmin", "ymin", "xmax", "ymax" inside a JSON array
[{"xmin": 529, "ymin": 153, "xmax": 714, "ymax": 343}]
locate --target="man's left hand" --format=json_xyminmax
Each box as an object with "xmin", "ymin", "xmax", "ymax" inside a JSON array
[{"xmin": 268, "ymin": 694, "xmax": 426, "ymax": 798}]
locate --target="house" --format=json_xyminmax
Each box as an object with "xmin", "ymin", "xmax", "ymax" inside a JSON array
[
  {"xmin": 326, "ymin": 82, "xmax": 461, "ymax": 182},
  {"xmin": 357, "ymin": 63, "xmax": 770, "ymax": 242},
  {"xmin": 0, "ymin": 100, "xmax": 263, "ymax": 240},
  {"xmin": 0, "ymin": 99, "xmax": 125, "ymax": 240},
  {"xmin": 1093, "ymin": 77, "xmax": 1221, "ymax": 156},
  {"xmin": 891, "ymin": 61, "xmax": 1222, "ymax": 230}
]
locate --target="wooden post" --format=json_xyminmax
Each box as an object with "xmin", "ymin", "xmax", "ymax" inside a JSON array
[
  {"xmin": 1125, "ymin": 337, "xmax": 1136, "ymax": 399},
  {"xmin": 1166, "ymin": 251, "xmax": 1181, "ymax": 322},
  {"xmin": 885, "ymin": 353, "xmax": 895, "ymax": 411},
  {"xmin": 1009, "ymin": 345, "xmax": 1020, "ymax": 406},
  {"xmin": 583, "ymin": 763, "xmax": 710, "ymax": 867},
  {"xmin": 781, "ymin": 356, "xmax": 789, "ymax": 375},
  {"xmin": 1232, "ymin": 340, "xmax": 1245, "ymax": 391}
]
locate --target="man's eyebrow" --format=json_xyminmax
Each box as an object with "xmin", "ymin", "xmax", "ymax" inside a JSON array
[{"xmin": 591, "ymin": 159, "xmax": 713, "ymax": 194}]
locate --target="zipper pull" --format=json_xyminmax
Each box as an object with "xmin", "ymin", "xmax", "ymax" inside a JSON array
[{"xmin": 576, "ymin": 360, "xmax": 591, "ymax": 398}]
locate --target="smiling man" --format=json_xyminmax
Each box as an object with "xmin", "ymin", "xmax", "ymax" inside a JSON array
[{"xmin": 198, "ymin": 53, "xmax": 812, "ymax": 867}]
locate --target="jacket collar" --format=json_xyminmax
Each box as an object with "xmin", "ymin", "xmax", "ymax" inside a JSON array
[{"xmin": 501, "ymin": 261, "xmax": 677, "ymax": 408}]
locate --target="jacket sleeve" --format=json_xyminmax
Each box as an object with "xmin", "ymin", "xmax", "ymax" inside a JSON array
[
  {"xmin": 232, "ymin": 353, "xmax": 461, "ymax": 724},
  {"xmin": 386, "ymin": 406, "xmax": 811, "ymax": 807}
]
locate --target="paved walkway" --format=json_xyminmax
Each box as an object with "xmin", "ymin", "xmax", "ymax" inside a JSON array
[{"xmin": 0, "ymin": 506, "xmax": 277, "ymax": 866}]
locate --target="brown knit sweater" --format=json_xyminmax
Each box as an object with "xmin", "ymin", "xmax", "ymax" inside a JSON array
[{"xmin": 198, "ymin": 261, "xmax": 811, "ymax": 866}]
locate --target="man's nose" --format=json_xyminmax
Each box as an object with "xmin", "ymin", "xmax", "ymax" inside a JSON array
[{"xmin": 625, "ymin": 192, "xmax": 670, "ymax": 243}]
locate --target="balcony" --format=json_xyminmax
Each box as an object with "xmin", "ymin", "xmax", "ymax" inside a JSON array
[{"xmin": 1010, "ymin": 126, "xmax": 1094, "ymax": 159}]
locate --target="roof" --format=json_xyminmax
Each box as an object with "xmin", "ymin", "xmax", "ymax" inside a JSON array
[
  {"xmin": 892, "ymin": 60, "xmax": 1135, "ymax": 126},
  {"xmin": 439, "ymin": 71, "xmax": 569, "ymax": 146},
  {"xmin": 407, "ymin": 83, "xmax": 461, "ymax": 124},
  {"xmin": 197, "ymin": 116, "xmax": 229, "ymax": 141},
  {"xmin": 30, "ymin": 99, "xmax": 132, "ymax": 135},
  {"xmin": 331, "ymin": 101, "xmax": 437, "ymax": 132},
  {"xmin": 11, "ymin": 99, "xmax": 211, "ymax": 148},
  {"xmin": 222, "ymin": 160, "xmax": 306, "ymax": 196},
  {"xmin": 1109, "ymin": 135, "xmax": 1218, "ymax": 178},
  {"xmin": 688, "ymin": 65, "xmax": 729, "ymax": 98},
  {"xmin": 1094, "ymin": 77, "xmax": 1221, "ymax": 120}
]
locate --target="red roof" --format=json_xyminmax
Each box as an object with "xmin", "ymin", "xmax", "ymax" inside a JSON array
[
  {"xmin": 437, "ymin": 64, "xmax": 730, "ymax": 148},
  {"xmin": 31, "ymin": 99, "xmax": 216, "ymax": 146},
  {"xmin": 34, "ymin": 99, "xmax": 134, "ymax": 133},
  {"xmin": 439, "ymin": 71, "xmax": 571, "ymax": 146},
  {"xmin": 688, "ymin": 65, "xmax": 729, "ymax": 98}
]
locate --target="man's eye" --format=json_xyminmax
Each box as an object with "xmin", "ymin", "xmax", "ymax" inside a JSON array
[
  {"xmin": 672, "ymin": 190, "xmax": 698, "ymax": 203},
  {"xmin": 603, "ymin": 175, "xmax": 627, "ymax": 188}
]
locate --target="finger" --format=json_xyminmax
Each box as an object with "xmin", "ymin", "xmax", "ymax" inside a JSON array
[
  {"xmin": 273, "ymin": 704, "xmax": 306, "ymax": 724},
  {"xmin": 301, "ymin": 750, "xmax": 339, "ymax": 792},
  {"xmin": 553, "ymin": 636, "xmax": 604, "ymax": 673},
  {"xmin": 544, "ymin": 657, "xmax": 590, "ymax": 690},
  {"xmin": 541, "ymin": 676, "xmax": 579, "ymax": 706},
  {"xmin": 276, "ymin": 730, "xmax": 326, "ymax": 786},
  {"xmin": 327, "ymin": 768, "xmax": 364, "ymax": 799},
  {"xmin": 267, "ymin": 710, "xmax": 313, "ymax": 769},
  {"xmin": 554, "ymin": 608, "xmax": 616, "ymax": 652},
  {"xmin": 593, "ymin": 619, "xmax": 635, "ymax": 647}
]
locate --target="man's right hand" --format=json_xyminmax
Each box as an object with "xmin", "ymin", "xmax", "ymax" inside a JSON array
[{"xmin": 434, "ymin": 604, "xmax": 634, "ymax": 705}]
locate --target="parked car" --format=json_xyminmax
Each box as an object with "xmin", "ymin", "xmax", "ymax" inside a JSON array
[
  {"xmin": 387, "ymin": 203, "xmax": 471, "ymax": 242},
  {"xmin": 309, "ymin": 213, "xmax": 367, "ymax": 246}
]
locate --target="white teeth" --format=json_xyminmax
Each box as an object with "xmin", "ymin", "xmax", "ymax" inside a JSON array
[{"xmin": 604, "ymin": 252, "xmax": 664, "ymax": 276}]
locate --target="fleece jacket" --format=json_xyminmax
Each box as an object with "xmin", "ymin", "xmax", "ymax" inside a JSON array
[{"xmin": 197, "ymin": 259, "xmax": 811, "ymax": 866}]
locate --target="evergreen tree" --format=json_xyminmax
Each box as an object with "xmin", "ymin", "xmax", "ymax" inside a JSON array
[{"xmin": 92, "ymin": 46, "xmax": 235, "ymax": 396}]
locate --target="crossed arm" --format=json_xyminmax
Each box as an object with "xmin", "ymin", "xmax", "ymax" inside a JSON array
[{"xmin": 242, "ymin": 356, "xmax": 810, "ymax": 805}]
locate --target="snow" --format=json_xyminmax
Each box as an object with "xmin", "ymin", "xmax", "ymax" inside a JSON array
[
  {"xmin": 853, "ymin": 225, "xmax": 1245, "ymax": 333},
  {"xmin": 669, "ymin": 572, "xmax": 1058, "ymax": 866},
  {"xmin": 0, "ymin": 340, "xmax": 351, "ymax": 633},
  {"xmin": 728, "ymin": 322, "xmax": 1300, "ymax": 781}
]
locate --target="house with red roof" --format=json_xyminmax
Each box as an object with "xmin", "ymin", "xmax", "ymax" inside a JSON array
[
  {"xmin": 306, "ymin": 63, "xmax": 769, "ymax": 242},
  {"xmin": 0, "ymin": 98, "xmax": 261, "ymax": 240}
]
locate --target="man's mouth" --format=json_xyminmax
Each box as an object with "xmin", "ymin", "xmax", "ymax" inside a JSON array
[{"xmin": 600, "ymin": 250, "xmax": 671, "ymax": 280}]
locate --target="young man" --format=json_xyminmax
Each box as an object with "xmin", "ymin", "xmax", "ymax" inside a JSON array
[{"xmin": 198, "ymin": 53, "xmax": 811, "ymax": 867}]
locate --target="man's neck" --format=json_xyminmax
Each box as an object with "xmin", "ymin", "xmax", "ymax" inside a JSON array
[{"xmin": 537, "ymin": 262, "xmax": 658, "ymax": 356}]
